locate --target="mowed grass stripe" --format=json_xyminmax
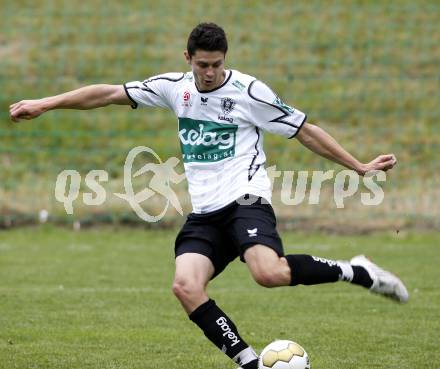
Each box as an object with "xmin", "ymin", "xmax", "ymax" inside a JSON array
[{"xmin": 0, "ymin": 226, "xmax": 439, "ymax": 368}]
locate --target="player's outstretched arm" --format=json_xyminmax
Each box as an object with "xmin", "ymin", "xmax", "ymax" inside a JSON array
[
  {"xmin": 296, "ymin": 122, "xmax": 397, "ymax": 176},
  {"xmin": 9, "ymin": 84, "xmax": 130, "ymax": 122}
]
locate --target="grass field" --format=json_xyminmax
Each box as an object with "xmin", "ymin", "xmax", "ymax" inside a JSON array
[
  {"xmin": 1, "ymin": 0, "xmax": 439, "ymax": 226},
  {"xmin": 1, "ymin": 2, "xmax": 439, "ymax": 368},
  {"xmin": 1, "ymin": 226, "xmax": 439, "ymax": 368}
]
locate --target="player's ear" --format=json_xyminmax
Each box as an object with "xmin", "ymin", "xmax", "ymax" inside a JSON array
[{"xmin": 184, "ymin": 50, "xmax": 191, "ymax": 65}]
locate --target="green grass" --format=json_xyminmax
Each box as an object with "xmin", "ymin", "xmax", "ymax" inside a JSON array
[
  {"xmin": 1, "ymin": 0, "xmax": 439, "ymax": 224},
  {"xmin": 0, "ymin": 226, "xmax": 439, "ymax": 368}
]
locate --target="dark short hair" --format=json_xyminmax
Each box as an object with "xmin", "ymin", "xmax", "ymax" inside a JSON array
[{"xmin": 187, "ymin": 22, "xmax": 228, "ymax": 57}]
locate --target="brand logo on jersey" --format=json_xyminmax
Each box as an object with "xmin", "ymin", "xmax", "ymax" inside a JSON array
[
  {"xmin": 178, "ymin": 118, "xmax": 238, "ymax": 163},
  {"xmin": 247, "ymin": 228, "xmax": 258, "ymax": 237},
  {"xmin": 182, "ymin": 90, "xmax": 192, "ymax": 107},
  {"xmin": 218, "ymin": 115, "xmax": 234, "ymax": 123},
  {"xmin": 232, "ymin": 80, "xmax": 246, "ymax": 91},
  {"xmin": 200, "ymin": 97, "xmax": 208, "ymax": 106},
  {"xmin": 273, "ymin": 96, "xmax": 294, "ymax": 113}
]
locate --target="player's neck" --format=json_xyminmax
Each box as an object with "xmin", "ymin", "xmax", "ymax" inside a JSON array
[{"xmin": 195, "ymin": 70, "xmax": 226, "ymax": 92}]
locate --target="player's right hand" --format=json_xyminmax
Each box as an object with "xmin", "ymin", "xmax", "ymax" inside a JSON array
[{"xmin": 9, "ymin": 100, "xmax": 46, "ymax": 122}]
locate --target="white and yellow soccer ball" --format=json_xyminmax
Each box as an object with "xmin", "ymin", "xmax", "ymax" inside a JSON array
[{"xmin": 258, "ymin": 340, "xmax": 310, "ymax": 369}]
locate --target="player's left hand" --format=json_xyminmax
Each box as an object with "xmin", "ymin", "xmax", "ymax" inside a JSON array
[{"xmin": 358, "ymin": 154, "xmax": 397, "ymax": 175}]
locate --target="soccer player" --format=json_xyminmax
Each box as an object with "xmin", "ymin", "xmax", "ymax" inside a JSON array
[{"xmin": 10, "ymin": 22, "xmax": 408, "ymax": 369}]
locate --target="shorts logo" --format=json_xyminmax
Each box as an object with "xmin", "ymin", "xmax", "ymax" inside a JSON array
[
  {"xmin": 247, "ymin": 228, "xmax": 258, "ymax": 237},
  {"xmin": 178, "ymin": 117, "xmax": 238, "ymax": 163}
]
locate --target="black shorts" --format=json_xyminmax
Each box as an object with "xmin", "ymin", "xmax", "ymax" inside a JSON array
[{"xmin": 175, "ymin": 195, "xmax": 284, "ymax": 279}]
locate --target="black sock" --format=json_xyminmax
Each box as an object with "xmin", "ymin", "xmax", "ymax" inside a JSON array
[
  {"xmin": 189, "ymin": 299, "xmax": 257, "ymax": 366},
  {"xmin": 286, "ymin": 254, "xmax": 341, "ymax": 286},
  {"xmin": 242, "ymin": 359, "xmax": 258, "ymax": 369},
  {"xmin": 285, "ymin": 254, "xmax": 374, "ymax": 288},
  {"xmin": 352, "ymin": 266, "xmax": 373, "ymax": 288}
]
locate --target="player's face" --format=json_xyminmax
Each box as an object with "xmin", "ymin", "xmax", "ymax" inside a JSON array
[{"xmin": 185, "ymin": 50, "xmax": 226, "ymax": 91}]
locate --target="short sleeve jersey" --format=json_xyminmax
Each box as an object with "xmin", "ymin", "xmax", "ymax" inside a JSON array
[{"xmin": 124, "ymin": 70, "xmax": 306, "ymax": 213}]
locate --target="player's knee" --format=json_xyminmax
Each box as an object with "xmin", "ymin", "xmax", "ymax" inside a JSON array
[
  {"xmin": 172, "ymin": 278, "xmax": 191, "ymax": 300},
  {"xmin": 252, "ymin": 269, "xmax": 280, "ymax": 288},
  {"xmin": 172, "ymin": 277, "xmax": 204, "ymax": 302}
]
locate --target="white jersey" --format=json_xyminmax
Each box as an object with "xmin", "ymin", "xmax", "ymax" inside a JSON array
[{"xmin": 124, "ymin": 70, "xmax": 306, "ymax": 213}]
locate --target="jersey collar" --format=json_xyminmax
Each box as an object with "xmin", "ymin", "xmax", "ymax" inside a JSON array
[{"xmin": 195, "ymin": 70, "xmax": 232, "ymax": 94}]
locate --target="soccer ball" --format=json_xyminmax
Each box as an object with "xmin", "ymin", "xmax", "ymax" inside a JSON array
[{"xmin": 258, "ymin": 340, "xmax": 310, "ymax": 369}]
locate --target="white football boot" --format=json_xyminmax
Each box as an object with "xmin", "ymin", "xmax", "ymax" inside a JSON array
[{"xmin": 350, "ymin": 255, "xmax": 409, "ymax": 303}]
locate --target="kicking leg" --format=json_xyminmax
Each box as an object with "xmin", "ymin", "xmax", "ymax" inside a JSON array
[
  {"xmin": 244, "ymin": 245, "xmax": 291, "ymax": 287},
  {"xmin": 244, "ymin": 245, "xmax": 408, "ymax": 302}
]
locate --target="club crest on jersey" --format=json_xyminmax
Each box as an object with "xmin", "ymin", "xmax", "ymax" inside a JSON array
[
  {"xmin": 218, "ymin": 97, "xmax": 236, "ymax": 123},
  {"xmin": 221, "ymin": 97, "xmax": 236, "ymax": 114}
]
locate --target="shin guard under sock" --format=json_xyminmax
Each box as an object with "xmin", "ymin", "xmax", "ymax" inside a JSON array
[{"xmin": 189, "ymin": 299, "xmax": 257, "ymax": 367}]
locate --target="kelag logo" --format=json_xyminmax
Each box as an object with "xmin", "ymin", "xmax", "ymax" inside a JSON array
[{"xmin": 178, "ymin": 118, "xmax": 238, "ymax": 163}]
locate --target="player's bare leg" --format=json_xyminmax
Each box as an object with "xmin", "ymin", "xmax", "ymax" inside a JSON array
[
  {"xmin": 244, "ymin": 245, "xmax": 291, "ymax": 287},
  {"xmin": 173, "ymin": 252, "xmax": 213, "ymax": 313},
  {"xmin": 173, "ymin": 252, "xmax": 259, "ymax": 368},
  {"xmin": 244, "ymin": 244, "xmax": 408, "ymax": 303}
]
